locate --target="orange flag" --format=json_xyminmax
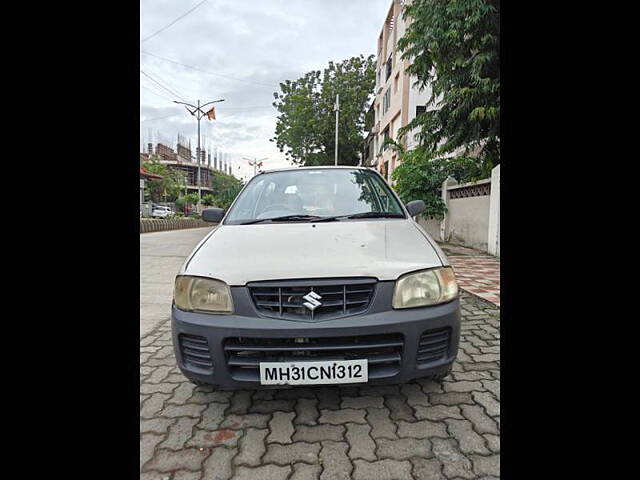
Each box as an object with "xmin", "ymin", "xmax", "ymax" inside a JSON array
[{"xmin": 206, "ymin": 107, "xmax": 216, "ymax": 120}]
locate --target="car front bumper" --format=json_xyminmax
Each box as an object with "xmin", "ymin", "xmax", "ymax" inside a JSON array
[{"xmin": 171, "ymin": 287, "xmax": 460, "ymax": 388}]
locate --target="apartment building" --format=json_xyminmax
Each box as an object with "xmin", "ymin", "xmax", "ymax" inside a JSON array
[{"xmin": 367, "ymin": 0, "xmax": 432, "ymax": 182}]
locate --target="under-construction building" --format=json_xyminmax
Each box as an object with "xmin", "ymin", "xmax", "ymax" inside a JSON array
[{"xmin": 142, "ymin": 135, "xmax": 234, "ymax": 195}]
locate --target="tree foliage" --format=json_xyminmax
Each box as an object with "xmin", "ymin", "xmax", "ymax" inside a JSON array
[
  {"xmin": 391, "ymin": 144, "xmax": 482, "ymax": 219},
  {"xmin": 175, "ymin": 193, "xmax": 200, "ymax": 212},
  {"xmin": 143, "ymin": 154, "xmax": 243, "ymax": 210},
  {"xmin": 271, "ymin": 55, "xmax": 376, "ymax": 166},
  {"xmin": 397, "ymin": 0, "xmax": 500, "ymax": 175},
  {"xmin": 142, "ymin": 156, "xmax": 187, "ymax": 202},
  {"xmin": 209, "ymin": 171, "xmax": 244, "ymax": 210},
  {"xmin": 201, "ymin": 194, "xmax": 215, "ymax": 206}
]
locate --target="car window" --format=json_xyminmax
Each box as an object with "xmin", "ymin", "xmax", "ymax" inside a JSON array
[
  {"xmin": 228, "ymin": 177, "xmax": 266, "ymax": 220},
  {"xmin": 225, "ymin": 169, "xmax": 405, "ymax": 224},
  {"xmin": 367, "ymin": 173, "xmax": 403, "ymax": 214}
]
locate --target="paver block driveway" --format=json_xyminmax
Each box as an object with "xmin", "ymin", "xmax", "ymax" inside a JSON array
[
  {"xmin": 448, "ymin": 257, "xmax": 500, "ymax": 307},
  {"xmin": 140, "ymin": 291, "xmax": 500, "ymax": 479}
]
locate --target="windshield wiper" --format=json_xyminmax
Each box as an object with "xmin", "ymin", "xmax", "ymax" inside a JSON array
[
  {"xmin": 238, "ymin": 214, "xmax": 323, "ymax": 225},
  {"xmin": 238, "ymin": 212, "xmax": 404, "ymax": 225},
  {"xmin": 312, "ymin": 212, "xmax": 405, "ymax": 222},
  {"xmin": 347, "ymin": 212, "xmax": 405, "ymax": 219}
]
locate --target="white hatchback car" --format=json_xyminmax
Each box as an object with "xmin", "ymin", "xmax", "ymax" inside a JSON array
[
  {"xmin": 171, "ymin": 166, "xmax": 460, "ymax": 388},
  {"xmin": 152, "ymin": 205, "xmax": 173, "ymax": 218}
]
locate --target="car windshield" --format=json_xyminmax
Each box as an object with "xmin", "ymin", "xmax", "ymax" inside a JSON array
[{"xmin": 224, "ymin": 168, "xmax": 405, "ymax": 225}]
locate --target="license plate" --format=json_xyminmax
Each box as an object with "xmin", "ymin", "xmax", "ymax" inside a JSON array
[{"xmin": 259, "ymin": 359, "xmax": 368, "ymax": 385}]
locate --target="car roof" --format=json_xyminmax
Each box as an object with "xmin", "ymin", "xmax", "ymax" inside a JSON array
[{"xmin": 260, "ymin": 165, "xmax": 374, "ymax": 174}]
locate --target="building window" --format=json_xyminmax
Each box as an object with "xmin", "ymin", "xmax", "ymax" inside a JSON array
[
  {"xmin": 416, "ymin": 105, "xmax": 426, "ymax": 117},
  {"xmin": 394, "ymin": 73, "xmax": 400, "ymax": 93},
  {"xmin": 385, "ymin": 54, "xmax": 392, "ymax": 82},
  {"xmin": 382, "ymin": 89, "xmax": 391, "ymax": 115},
  {"xmin": 382, "ymin": 127, "xmax": 390, "ymax": 152}
]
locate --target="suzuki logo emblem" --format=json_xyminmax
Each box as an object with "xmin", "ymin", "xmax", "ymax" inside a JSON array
[{"xmin": 302, "ymin": 291, "xmax": 322, "ymax": 311}]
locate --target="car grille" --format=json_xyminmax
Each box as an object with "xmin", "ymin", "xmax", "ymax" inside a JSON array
[
  {"xmin": 416, "ymin": 328, "xmax": 451, "ymax": 365},
  {"xmin": 224, "ymin": 333, "xmax": 403, "ymax": 382},
  {"xmin": 178, "ymin": 334, "xmax": 213, "ymax": 371},
  {"xmin": 248, "ymin": 278, "xmax": 376, "ymax": 322}
]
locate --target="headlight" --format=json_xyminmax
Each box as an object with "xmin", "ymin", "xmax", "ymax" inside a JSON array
[
  {"xmin": 392, "ymin": 267, "xmax": 458, "ymax": 309},
  {"xmin": 174, "ymin": 276, "xmax": 234, "ymax": 314}
]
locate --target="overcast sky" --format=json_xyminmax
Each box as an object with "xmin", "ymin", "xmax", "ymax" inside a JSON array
[{"xmin": 140, "ymin": 0, "xmax": 390, "ymax": 182}]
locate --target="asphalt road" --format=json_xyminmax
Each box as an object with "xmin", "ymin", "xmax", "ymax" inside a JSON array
[{"xmin": 140, "ymin": 227, "xmax": 214, "ymax": 339}]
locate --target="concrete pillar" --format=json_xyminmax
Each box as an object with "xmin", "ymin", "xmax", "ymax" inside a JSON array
[
  {"xmin": 440, "ymin": 176, "xmax": 458, "ymax": 242},
  {"xmin": 487, "ymin": 164, "xmax": 500, "ymax": 256}
]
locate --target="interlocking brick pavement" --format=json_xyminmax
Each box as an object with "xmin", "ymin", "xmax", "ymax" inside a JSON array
[
  {"xmin": 447, "ymin": 256, "xmax": 500, "ymax": 306},
  {"xmin": 140, "ymin": 291, "xmax": 500, "ymax": 479}
]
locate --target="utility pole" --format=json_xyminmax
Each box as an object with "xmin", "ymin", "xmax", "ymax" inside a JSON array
[
  {"xmin": 334, "ymin": 93, "xmax": 339, "ymax": 166},
  {"xmin": 174, "ymin": 98, "xmax": 224, "ymax": 209},
  {"xmin": 243, "ymin": 157, "xmax": 268, "ymax": 177}
]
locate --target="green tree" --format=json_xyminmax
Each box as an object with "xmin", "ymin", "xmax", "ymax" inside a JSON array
[
  {"xmin": 390, "ymin": 142, "xmax": 481, "ymax": 219},
  {"xmin": 201, "ymin": 194, "xmax": 215, "ymax": 206},
  {"xmin": 175, "ymin": 192, "xmax": 200, "ymax": 212},
  {"xmin": 142, "ymin": 155, "xmax": 187, "ymax": 202},
  {"xmin": 209, "ymin": 172, "xmax": 244, "ymax": 210},
  {"xmin": 272, "ymin": 55, "xmax": 376, "ymax": 166},
  {"xmin": 397, "ymin": 0, "xmax": 500, "ymax": 175}
]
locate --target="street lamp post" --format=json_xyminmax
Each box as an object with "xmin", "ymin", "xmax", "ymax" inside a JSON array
[
  {"xmin": 174, "ymin": 98, "xmax": 225, "ymax": 209},
  {"xmin": 243, "ymin": 157, "xmax": 268, "ymax": 177},
  {"xmin": 334, "ymin": 93, "xmax": 339, "ymax": 166}
]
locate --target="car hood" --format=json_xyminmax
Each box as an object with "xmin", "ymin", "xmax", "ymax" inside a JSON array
[{"xmin": 181, "ymin": 220, "xmax": 447, "ymax": 285}]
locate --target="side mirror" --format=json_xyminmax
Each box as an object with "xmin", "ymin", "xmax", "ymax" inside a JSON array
[
  {"xmin": 202, "ymin": 208, "xmax": 225, "ymax": 223},
  {"xmin": 405, "ymin": 200, "xmax": 425, "ymax": 217}
]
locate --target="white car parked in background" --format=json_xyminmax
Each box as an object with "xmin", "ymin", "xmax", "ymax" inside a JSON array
[{"xmin": 152, "ymin": 205, "xmax": 173, "ymax": 218}]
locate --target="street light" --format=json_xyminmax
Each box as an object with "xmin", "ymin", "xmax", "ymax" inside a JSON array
[
  {"xmin": 334, "ymin": 93, "xmax": 339, "ymax": 166},
  {"xmin": 174, "ymin": 98, "xmax": 225, "ymax": 209},
  {"xmin": 243, "ymin": 157, "xmax": 268, "ymax": 177}
]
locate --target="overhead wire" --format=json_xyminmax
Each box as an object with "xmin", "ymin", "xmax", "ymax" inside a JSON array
[
  {"xmin": 140, "ymin": 85, "xmax": 174, "ymax": 102},
  {"xmin": 142, "ymin": 0, "xmax": 210, "ymax": 43},
  {"xmin": 140, "ymin": 50, "xmax": 280, "ymax": 89},
  {"xmin": 140, "ymin": 70, "xmax": 188, "ymax": 102}
]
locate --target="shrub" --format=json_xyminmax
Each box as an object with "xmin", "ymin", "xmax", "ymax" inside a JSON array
[{"xmin": 391, "ymin": 147, "xmax": 482, "ymax": 220}]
